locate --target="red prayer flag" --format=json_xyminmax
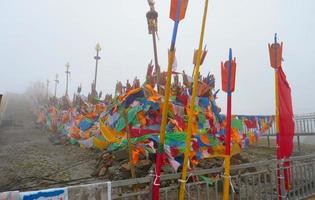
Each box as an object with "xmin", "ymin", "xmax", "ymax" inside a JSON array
[
  {"xmin": 244, "ymin": 118, "xmax": 257, "ymax": 129},
  {"xmin": 277, "ymin": 67, "xmax": 295, "ymax": 189},
  {"xmin": 277, "ymin": 67, "xmax": 294, "ymax": 159},
  {"xmin": 170, "ymin": 0, "xmax": 189, "ymax": 21}
]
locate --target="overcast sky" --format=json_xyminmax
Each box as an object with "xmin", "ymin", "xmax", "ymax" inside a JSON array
[{"xmin": 0, "ymin": 0, "xmax": 314, "ymax": 115}]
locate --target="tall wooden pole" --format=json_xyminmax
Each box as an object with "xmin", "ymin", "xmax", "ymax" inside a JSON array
[{"xmin": 178, "ymin": 2, "xmax": 209, "ymax": 199}]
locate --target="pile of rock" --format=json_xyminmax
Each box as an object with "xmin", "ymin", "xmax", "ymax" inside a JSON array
[
  {"xmin": 92, "ymin": 149, "xmax": 256, "ymax": 182},
  {"xmin": 92, "ymin": 150, "xmax": 153, "ymax": 180}
]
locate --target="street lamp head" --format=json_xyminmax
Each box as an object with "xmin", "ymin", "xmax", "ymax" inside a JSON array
[
  {"xmin": 95, "ymin": 43, "xmax": 102, "ymax": 52},
  {"xmin": 148, "ymin": 0, "xmax": 155, "ymax": 6},
  {"xmin": 146, "ymin": 0, "xmax": 158, "ymax": 34},
  {"xmin": 65, "ymin": 62, "xmax": 70, "ymax": 69}
]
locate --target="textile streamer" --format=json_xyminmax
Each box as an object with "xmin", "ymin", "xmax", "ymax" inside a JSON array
[
  {"xmin": 277, "ymin": 64, "xmax": 295, "ymax": 198},
  {"xmin": 152, "ymin": 0, "xmax": 188, "ymax": 199},
  {"xmin": 178, "ymin": 0, "xmax": 209, "ymax": 199}
]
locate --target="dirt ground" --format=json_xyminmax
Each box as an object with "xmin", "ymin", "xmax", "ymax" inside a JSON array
[
  {"xmin": 1, "ymin": 93, "xmax": 315, "ymax": 194},
  {"xmin": 0, "ymin": 94, "xmax": 98, "ymax": 192}
]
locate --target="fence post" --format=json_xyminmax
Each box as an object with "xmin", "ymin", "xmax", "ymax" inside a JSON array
[
  {"xmin": 106, "ymin": 181, "xmax": 112, "ymax": 200},
  {"xmin": 297, "ymin": 135, "xmax": 301, "ymax": 153},
  {"xmin": 278, "ymin": 160, "xmax": 287, "ymax": 200}
]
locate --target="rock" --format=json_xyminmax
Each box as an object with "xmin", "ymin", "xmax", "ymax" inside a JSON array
[
  {"xmin": 161, "ymin": 165, "xmax": 174, "ymax": 173},
  {"xmin": 102, "ymin": 152, "xmax": 111, "ymax": 160},
  {"xmin": 98, "ymin": 166, "xmax": 107, "ymax": 176},
  {"xmin": 118, "ymin": 171, "xmax": 131, "ymax": 180},
  {"xmin": 120, "ymin": 163, "xmax": 131, "ymax": 172},
  {"xmin": 198, "ymin": 158, "xmax": 223, "ymax": 169},
  {"xmin": 240, "ymin": 155, "xmax": 250, "ymax": 163},
  {"xmin": 230, "ymin": 157, "xmax": 242, "ymax": 165},
  {"xmin": 91, "ymin": 169, "xmax": 99, "ymax": 177},
  {"xmin": 247, "ymin": 167, "xmax": 257, "ymax": 173},
  {"xmin": 231, "ymin": 153, "xmax": 250, "ymax": 164},
  {"xmin": 136, "ymin": 160, "xmax": 152, "ymax": 169},
  {"xmin": 231, "ymin": 153, "xmax": 242, "ymax": 160},
  {"xmin": 112, "ymin": 149, "xmax": 128, "ymax": 161},
  {"xmin": 135, "ymin": 160, "xmax": 152, "ymax": 177}
]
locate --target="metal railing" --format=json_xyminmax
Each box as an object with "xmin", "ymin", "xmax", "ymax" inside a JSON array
[
  {"xmin": 266, "ymin": 114, "xmax": 315, "ymax": 136},
  {"xmin": 262, "ymin": 114, "xmax": 315, "ymax": 152},
  {"xmin": 109, "ymin": 154, "xmax": 315, "ymax": 200},
  {"xmin": 15, "ymin": 153, "xmax": 315, "ymax": 199}
]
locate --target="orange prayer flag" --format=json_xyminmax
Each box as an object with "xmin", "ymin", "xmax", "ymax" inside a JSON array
[
  {"xmin": 221, "ymin": 58, "xmax": 236, "ymax": 93},
  {"xmin": 268, "ymin": 42, "xmax": 283, "ymax": 68},
  {"xmin": 170, "ymin": 0, "xmax": 189, "ymax": 21}
]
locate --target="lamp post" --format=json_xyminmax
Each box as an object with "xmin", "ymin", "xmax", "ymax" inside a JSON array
[
  {"xmin": 94, "ymin": 43, "xmax": 101, "ymax": 93},
  {"xmin": 54, "ymin": 74, "xmax": 59, "ymax": 98},
  {"xmin": 146, "ymin": 0, "xmax": 160, "ymax": 88},
  {"xmin": 65, "ymin": 62, "xmax": 70, "ymax": 96},
  {"xmin": 46, "ymin": 79, "xmax": 50, "ymax": 99}
]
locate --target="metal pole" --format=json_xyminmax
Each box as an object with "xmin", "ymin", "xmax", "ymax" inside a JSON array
[
  {"xmin": 46, "ymin": 79, "xmax": 50, "ymax": 98},
  {"xmin": 94, "ymin": 47, "xmax": 101, "ymax": 92},
  {"xmin": 94, "ymin": 51, "xmax": 99, "ymax": 90},
  {"xmin": 146, "ymin": 0, "xmax": 160, "ymax": 89},
  {"xmin": 179, "ymin": 1, "xmax": 209, "ymax": 199},
  {"xmin": 279, "ymin": 160, "xmax": 287, "ymax": 199},
  {"xmin": 297, "ymin": 135, "xmax": 301, "ymax": 153},
  {"xmin": 152, "ymin": 31, "xmax": 160, "ymax": 86},
  {"xmin": 65, "ymin": 63, "xmax": 70, "ymax": 96},
  {"xmin": 54, "ymin": 74, "xmax": 59, "ymax": 98}
]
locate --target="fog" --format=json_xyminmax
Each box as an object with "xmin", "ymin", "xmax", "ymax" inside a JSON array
[{"xmin": 0, "ymin": 0, "xmax": 314, "ymax": 115}]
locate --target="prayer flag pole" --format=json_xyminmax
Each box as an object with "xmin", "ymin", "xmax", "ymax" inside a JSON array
[
  {"xmin": 268, "ymin": 33, "xmax": 282, "ymax": 152},
  {"xmin": 222, "ymin": 48, "xmax": 237, "ymax": 200},
  {"xmin": 152, "ymin": 0, "xmax": 188, "ymax": 199},
  {"xmin": 268, "ymin": 33, "xmax": 285, "ymax": 200},
  {"xmin": 178, "ymin": 0, "xmax": 209, "ymax": 199}
]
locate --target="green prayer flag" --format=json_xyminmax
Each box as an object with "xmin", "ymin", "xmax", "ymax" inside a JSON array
[
  {"xmin": 232, "ymin": 119, "xmax": 243, "ymax": 131},
  {"xmin": 199, "ymin": 175, "xmax": 214, "ymax": 186}
]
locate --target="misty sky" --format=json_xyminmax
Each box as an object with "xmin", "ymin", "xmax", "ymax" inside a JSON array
[{"xmin": 0, "ymin": 0, "xmax": 314, "ymax": 115}]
